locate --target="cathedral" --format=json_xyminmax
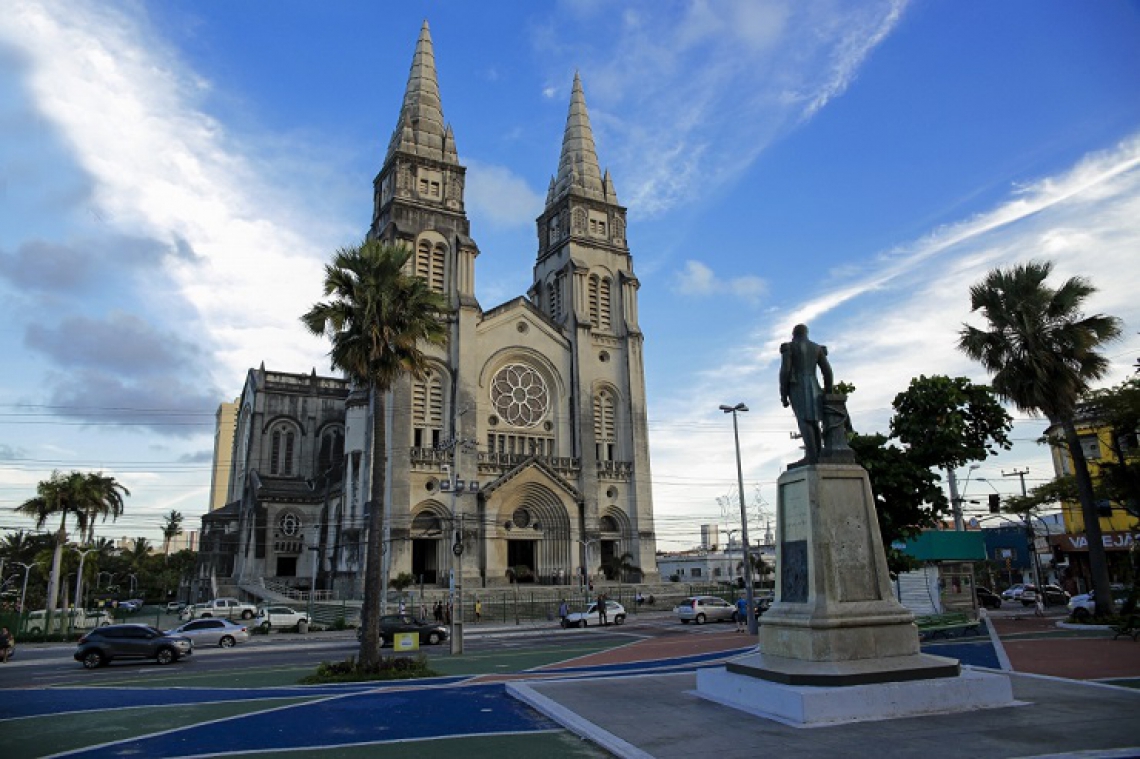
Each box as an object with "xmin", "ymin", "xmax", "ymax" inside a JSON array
[{"xmin": 195, "ymin": 22, "xmax": 658, "ymax": 600}]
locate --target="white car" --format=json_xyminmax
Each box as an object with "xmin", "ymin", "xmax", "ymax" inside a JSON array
[
  {"xmin": 255, "ymin": 606, "xmax": 311, "ymax": 630},
  {"xmin": 1068, "ymin": 588, "xmax": 1127, "ymax": 620},
  {"xmin": 1001, "ymin": 584, "xmax": 1029, "ymax": 601},
  {"xmin": 562, "ymin": 600, "xmax": 626, "ymax": 628},
  {"xmin": 167, "ymin": 618, "xmax": 250, "ymax": 648},
  {"xmin": 674, "ymin": 595, "xmax": 737, "ymax": 625}
]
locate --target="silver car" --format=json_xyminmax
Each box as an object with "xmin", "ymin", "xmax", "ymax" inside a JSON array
[
  {"xmin": 674, "ymin": 595, "xmax": 737, "ymax": 625},
  {"xmin": 167, "ymin": 618, "xmax": 250, "ymax": 648}
]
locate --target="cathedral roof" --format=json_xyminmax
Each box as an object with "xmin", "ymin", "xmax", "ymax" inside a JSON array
[
  {"xmin": 548, "ymin": 73, "xmax": 618, "ymax": 206},
  {"xmin": 386, "ymin": 21, "xmax": 459, "ymax": 165}
]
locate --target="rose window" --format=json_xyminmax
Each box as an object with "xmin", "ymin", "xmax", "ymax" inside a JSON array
[
  {"xmin": 279, "ymin": 513, "xmax": 302, "ymax": 537},
  {"xmin": 491, "ymin": 364, "xmax": 549, "ymax": 428}
]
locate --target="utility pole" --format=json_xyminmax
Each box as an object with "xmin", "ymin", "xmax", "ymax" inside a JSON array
[{"xmin": 1003, "ymin": 468, "xmax": 1042, "ymax": 594}]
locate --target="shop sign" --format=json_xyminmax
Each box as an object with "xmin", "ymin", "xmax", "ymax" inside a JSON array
[{"xmin": 1054, "ymin": 531, "xmax": 1137, "ymax": 552}]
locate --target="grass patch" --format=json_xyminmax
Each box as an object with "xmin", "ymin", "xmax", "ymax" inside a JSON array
[{"xmin": 300, "ymin": 654, "xmax": 440, "ymax": 684}]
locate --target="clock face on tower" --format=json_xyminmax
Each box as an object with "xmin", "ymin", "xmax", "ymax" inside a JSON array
[{"xmin": 490, "ymin": 364, "xmax": 549, "ymax": 428}]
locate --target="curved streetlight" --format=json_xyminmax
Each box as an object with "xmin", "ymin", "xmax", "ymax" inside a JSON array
[
  {"xmin": 720, "ymin": 403, "xmax": 757, "ymax": 635},
  {"xmin": 13, "ymin": 562, "xmax": 35, "ymax": 613},
  {"xmin": 70, "ymin": 546, "xmax": 98, "ymax": 611}
]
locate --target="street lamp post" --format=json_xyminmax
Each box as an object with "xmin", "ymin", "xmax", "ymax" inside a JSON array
[
  {"xmin": 576, "ymin": 538, "xmax": 599, "ymax": 598},
  {"xmin": 720, "ymin": 403, "xmax": 758, "ymax": 635},
  {"xmin": 442, "ymin": 464, "xmax": 466, "ymax": 655},
  {"xmin": 14, "ymin": 562, "xmax": 34, "ymax": 613},
  {"xmin": 70, "ymin": 546, "xmax": 97, "ymax": 611}
]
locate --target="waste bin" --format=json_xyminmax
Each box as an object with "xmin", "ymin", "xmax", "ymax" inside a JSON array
[{"xmin": 298, "ymin": 619, "xmax": 309, "ymax": 634}]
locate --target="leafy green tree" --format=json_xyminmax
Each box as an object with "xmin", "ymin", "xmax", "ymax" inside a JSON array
[
  {"xmin": 890, "ymin": 375, "xmax": 1013, "ymax": 470},
  {"xmin": 388, "ymin": 572, "xmax": 415, "ymax": 593},
  {"xmin": 161, "ymin": 510, "xmax": 184, "ymax": 556},
  {"xmin": 76, "ymin": 472, "xmax": 130, "ymax": 544},
  {"xmin": 15, "ymin": 472, "xmax": 88, "ymax": 622},
  {"xmin": 959, "ymin": 261, "xmax": 1122, "ymax": 616},
  {"xmin": 301, "ymin": 240, "xmax": 449, "ymax": 667},
  {"xmin": 1082, "ymin": 378, "xmax": 1140, "ymax": 518}
]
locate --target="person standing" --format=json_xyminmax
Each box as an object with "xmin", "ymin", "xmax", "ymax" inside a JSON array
[
  {"xmin": 0, "ymin": 627, "xmax": 13, "ymax": 663},
  {"xmin": 558, "ymin": 598, "xmax": 569, "ymax": 626},
  {"xmin": 735, "ymin": 597, "xmax": 748, "ymax": 633},
  {"xmin": 474, "ymin": 598, "xmax": 482, "ymax": 624},
  {"xmin": 597, "ymin": 593, "xmax": 608, "ymax": 625},
  {"xmin": 433, "ymin": 600, "xmax": 443, "ymax": 623}
]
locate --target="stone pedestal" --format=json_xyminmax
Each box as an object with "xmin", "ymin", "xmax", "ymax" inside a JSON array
[{"xmin": 696, "ymin": 463, "xmax": 1016, "ymax": 724}]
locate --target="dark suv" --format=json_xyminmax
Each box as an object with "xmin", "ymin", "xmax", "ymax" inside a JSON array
[{"xmin": 74, "ymin": 624, "xmax": 193, "ymax": 668}]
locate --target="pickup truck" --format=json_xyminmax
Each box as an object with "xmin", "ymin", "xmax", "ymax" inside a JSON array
[{"xmin": 179, "ymin": 597, "xmax": 257, "ymax": 621}]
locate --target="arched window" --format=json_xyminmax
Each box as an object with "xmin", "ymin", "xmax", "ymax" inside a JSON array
[
  {"xmin": 415, "ymin": 239, "xmax": 447, "ymax": 293},
  {"xmin": 317, "ymin": 427, "xmax": 344, "ymax": 474},
  {"xmin": 588, "ymin": 274, "xmax": 600, "ymax": 326},
  {"xmin": 413, "ymin": 373, "xmax": 444, "ymax": 448},
  {"xmin": 598, "ymin": 276, "xmax": 612, "ymax": 331},
  {"xmin": 594, "ymin": 389, "xmax": 616, "ymax": 461},
  {"xmin": 270, "ymin": 425, "xmax": 297, "ymax": 476}
]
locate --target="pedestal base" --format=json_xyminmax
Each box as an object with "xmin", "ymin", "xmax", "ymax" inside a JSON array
[
  {"xmin": 726, "ymin": 651, "xmax": 959, "ymax": 686},
  {"xmin": 697, "ymin": 662, "xmax": 1017, "ymax": 727}
]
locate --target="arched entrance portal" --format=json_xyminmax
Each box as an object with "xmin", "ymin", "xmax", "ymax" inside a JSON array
[
  {"xmin": 410, "ymin": 505, "xmax": 448, "ymax": 585},
  {"xmin": 498, "ymin": 482, "xmax": 572, "ymax": 584}
]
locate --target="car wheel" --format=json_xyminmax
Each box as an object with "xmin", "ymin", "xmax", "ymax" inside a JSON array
[
  {"xmin": 614, "ymin": 615, "xmax": 625, "ymax": 626},
  {"xmin": 155, "ymin": 647, "xmax": 177, "ymax": 665},
  {"xmin": 219, "ymin": 636, "xmax": 236, "ymax": 648},
  {"xmin": 1072, "ymin": 607, "xmax": 1090, "ymax": 621},
  {"xmin": 260, "ymin": 622, "xmax": 271, "ymax": 633},
  {"xmin": 82, "ymin": 651, "xmax": 104, "ymax": 669},
  {"xmin": 695, "ymin": 614, "xmax": 706, "ymax": 625},
  {"xmin": 680, "ymin": 619, "xmax": 690, "ymax": 625},
  {"xmin": 578, "ymin": 620, "xmax": 586, "ymax": 628},
  {"xmin": 29, "ymin": 627, "xmax": 42, "ymax": 635},
  {"xmin": 241, "ymin": 610, "xmax": 253, "ymax": 620},
  {"xmin": 427, "ymin": 632, "xmax": 442, "ymax": 645}
]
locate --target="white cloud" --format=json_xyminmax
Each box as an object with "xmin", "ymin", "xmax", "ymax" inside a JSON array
[
  {"xmin": 2, "ymin": 2, "xmax": 340, "ymax": 389},
  {"xmin": 648, "ymin": 133, "xmax": 1140, "ymax": 529},
  {"xmin": 672, "ymin": 260, "xmax": 767, "ymax": 304},
  {"xmin": 464, "ymin": 158, "xmax": 545, "ymax": 229},
  {"xmin": 562, "ymin": 0, "xmax": 908, "ymax": 218}
]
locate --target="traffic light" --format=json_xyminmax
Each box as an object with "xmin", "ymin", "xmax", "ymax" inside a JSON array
[{"xmin": 988, "ymin": 494, "xmax": 1000, "ymax": 514}]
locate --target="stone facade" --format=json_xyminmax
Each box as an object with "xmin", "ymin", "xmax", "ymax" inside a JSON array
[{"xmin": 197, "ymin": 22, "xmax": 658, "ymax": 599}]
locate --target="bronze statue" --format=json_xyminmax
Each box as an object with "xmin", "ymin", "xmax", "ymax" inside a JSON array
[{"xmin": 780, "ymin": 324, "xmax": 833, "ymax": 465}]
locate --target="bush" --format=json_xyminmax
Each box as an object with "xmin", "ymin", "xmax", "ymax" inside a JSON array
[{"xmin": 300, "ymin": 654, "xmax": 439, "ymax": 684}]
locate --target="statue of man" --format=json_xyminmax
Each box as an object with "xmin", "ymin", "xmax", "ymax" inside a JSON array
[{"xmin": 780, "ymin": 324, "xmax": 834, "ymax": 465}]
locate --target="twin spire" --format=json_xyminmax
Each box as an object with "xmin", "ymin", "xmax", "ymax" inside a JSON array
[
  {"xmin": 548, "ymin": 72, "xmax": 618, "ymax": 205},
  {"xmin": 386, "ymin": 21, "xmax": 458, "ymax": 164},
  {"xmin": 386, "ymin": 23, "xmax": 618, "ymax": 205}
]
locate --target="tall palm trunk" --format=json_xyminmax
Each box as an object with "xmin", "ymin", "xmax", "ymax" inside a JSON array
[
  {"xmin": 1062, "ymin": 418, "xmax": 1115, "ymax": 615},
  {"xmin": 46, "ymin": 515, "xmax": 67, "ymax": 632},
  {"xmin": 358, "ymin": 387, "xmax": 386, "ymax": 667}
]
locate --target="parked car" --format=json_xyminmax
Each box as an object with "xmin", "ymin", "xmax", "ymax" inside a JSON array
[
  {"xmin": 73, "ymin": 624, "xmax": 193, "ymax": 668},
  {"xmin": 674, "ymin": 596, "xmax": 737, "ymax": 625},
  {"xmin": 1001, "ymin": 584, "xmax": 1028, "ymax": 601},
  {"xmin": 1019, "ymin": 584, "xmax": 1070, "ymax": 607},
  {"xmin": 180, "ymin": 597, "xmax": 257, "ymax": 621},
  {"xmin": 255, "ymin": 606, "xmax": 311, "ymax": 631},
  {"xmin": 356, "ymin": 614, "xmax": 449, "ymax": 645},
  {"xmin": 1068, "ymin": 587, "xmax": 1130, "ymax": 620},
  {"xmin": 563, "ymin": 600, "xmax": 627, "ymax": 628},
  {"xmin": 119, "ymin": 599, "xmax": 145, "ymax": 613},
  {"xmin": 976, "ymin": 587, "xmax": 1002, "ymax": 609},
  {"xmin": 165, "ymin": 601, "xmax": 188, "ymax": 614},
  {"xmin": 166, "ymin": 618, "xmax": 250, "ymax": 648}
]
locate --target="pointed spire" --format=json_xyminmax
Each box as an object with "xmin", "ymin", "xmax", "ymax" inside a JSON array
[
  {"xmin": 386, "ymin": 21, "xmax": 456, "ymax": 163},
  {"xmin": 550, "ymin": 72, "xmax": 609, "ymax": 202}
]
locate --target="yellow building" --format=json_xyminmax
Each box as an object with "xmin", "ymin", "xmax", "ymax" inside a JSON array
[
  {"xmin": 208, "ymin": 399, "xmax": 239, "ymax": 512},
  {"xmin": 1047, "ymin": 410, "xmax": 1139, "ymax": 586}
]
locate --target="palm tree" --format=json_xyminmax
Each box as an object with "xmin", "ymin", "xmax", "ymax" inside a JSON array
[
  {"xmin": 14, "ymin": 471, "xmax": 88, "ymax": 624},
  {"xmin": 77, "ymin": 472, "xmax": 130, "ymax": 544},
  {"xmin": 959, "ymin": 261, "xmax": 1122, "ymax": 616},
  {"xmin": 161, "ymin": 510, "xmax": 184, "ymax": 556},
  {"xmin": 301, "ymin": 240, "xmax": 449, "ymax": 666}
]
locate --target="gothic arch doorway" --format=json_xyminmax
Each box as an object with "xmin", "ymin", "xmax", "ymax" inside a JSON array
[{"xmin": 498, "ymin": 482, "xmax": 572, "ymax": 584}]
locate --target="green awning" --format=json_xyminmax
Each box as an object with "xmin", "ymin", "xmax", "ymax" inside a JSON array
[{"xmin": 895, "ymin": 530, "xmax": 986, "ymax": 561}]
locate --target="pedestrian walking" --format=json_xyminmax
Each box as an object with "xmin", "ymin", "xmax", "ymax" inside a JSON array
[
  {"xmin": 474, "ymin": 598, "xmax": 482, "ymax": 623},
  {"xmin": 597, "ymin": 593, "xmax": 608, "ymax": 625},
  {"xmin": 433, "ymin": 600, "xmax": 443, "ymax": 623},
  {"xmin": 1034, "ymin": 594, "xmax": 1045, "ymax": 617},
  {"xmin": 559, "ymin": 598, "xmax": 569, "ymax": 626}
]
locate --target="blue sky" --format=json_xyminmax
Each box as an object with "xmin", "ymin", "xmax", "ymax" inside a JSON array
[{"xmin": 2, "ymin": 1, "xmax": 1139, "ymax": 550}]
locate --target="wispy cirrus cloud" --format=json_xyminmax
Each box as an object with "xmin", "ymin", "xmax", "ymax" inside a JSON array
[
  {"xmin": 647, "ymin": 133, "xmax": 1140, "ymax": 526},
  {"xmin": 550, "ymin": 0, "xmax": 909, "ymax": 217}
]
